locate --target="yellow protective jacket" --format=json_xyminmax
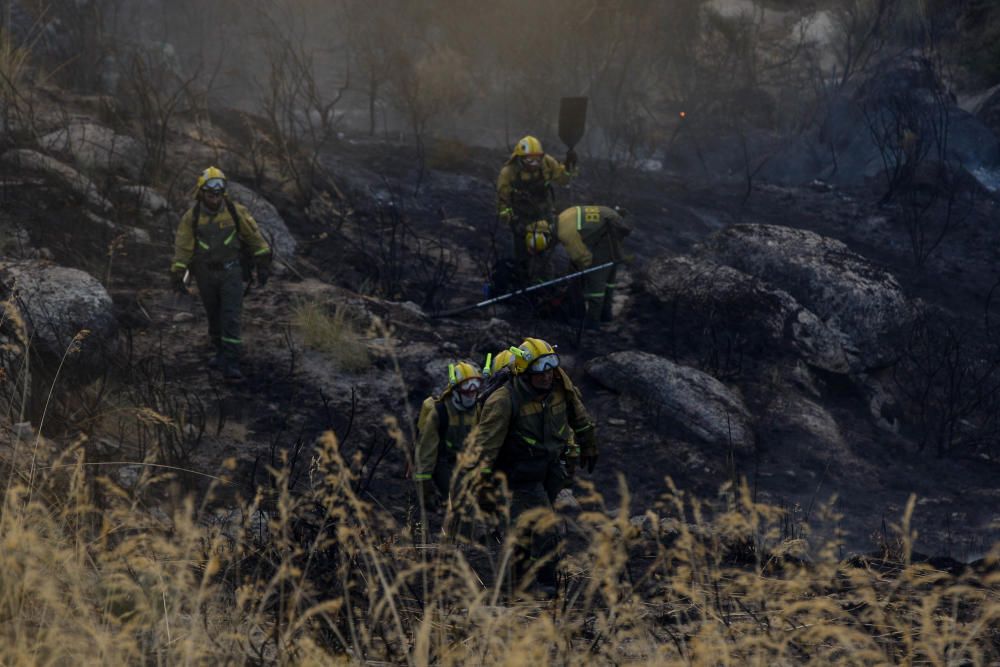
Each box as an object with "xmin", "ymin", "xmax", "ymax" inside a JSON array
[
  {"xmin": 555, "ymin": 205, "xmax": 629, "ymax": 269},
  {"xmin": 171, "ymin": 198, "xmax": 271, "ymax": 272},
  {"xmin": 472, "ymin": 368, "xmax": 595, "ymax": 482},
  {"xmin": 414, "ymin": 394, "xmax": 478, "ymax": 481},
  {"xmin": 497, "ymin": 154, "xmax": 573, "ymax": 222}
]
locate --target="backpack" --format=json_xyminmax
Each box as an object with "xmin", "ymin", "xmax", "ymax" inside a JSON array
[
  {"xmin": 476, "ymin": 367, "xmax": 580, "ymax": 421},
  {"xmin": 416, "ymin": 395, "xmax": 449, "ymax": 447},
  {"xmin": 190, "ymin": 197, "xmax": 255, "ymax": 281},
  {"xmin": 475, "ymin": 367, "xmax": 522, "ymax": 420}
]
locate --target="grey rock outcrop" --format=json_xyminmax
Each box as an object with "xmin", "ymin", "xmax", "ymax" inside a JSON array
[
  {"xmin": 586, "ymin": 351, "xmax": 755, "ymax": 451},
  {"xmin": 974, "ymin": 85, "xmax": 1000, "ymax": 139},
  {"xmin": 699, "ymin": 224, "xmax": 912, "ymax": 370},
  {"xmin": 84, "ymin": 212, "xmax": 151, "ymax": 245},
  {"xmin": 0, "ymin": 260, "xmax": 118, "ymax": 383},
  {"xmin": 227, "ymin": 182, "xmax": 298, "ymax": 262},
  {"xmin": 1, "ymin": 149, "xmax": 112, "ymax": 211},
  {"xmin": 764, "ymin": 392, "xmax": 850, "ymax": 467},
  {"xmin": 423, "ymin": 358, "xmax": 453, "ymax": 387},
  {"xmin": 119, "ymin": 185, "xmax": 170, "ymax": 217},
  {"xmin": 39, "ymin": 122, "xmax": 146, "ymax": 175},
  {"xmin": 815, "ymin": 58, "xmax": 1000, "ymax": 187},
  {"xmin": 645, "ymin": 255, "xmax": 850, "ymax": 373}
]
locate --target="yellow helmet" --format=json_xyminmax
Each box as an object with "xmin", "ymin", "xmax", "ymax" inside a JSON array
[
  {"xmin": 449, "ymin": 361, "xmax": 483, "ymax": 409},
  {"xmin": 525, "ymin": 220, "xmax": 551, "ymax": 255},
  {"xmin": 196, "ymin": 166, "xmax": 227, "ymax": 193},
  {"xmin": 512, "ymin": 135, "xmax": 544, "ymax": 159},
  {"xmin": 510, "ymin": 338, "xmax": 559, "ymax": 375},
  {"xmin": 448, "ymin": 361, "xmax": 483, "ymax": 388},
  {"xmin": 484, "ymin": 349, "xmax": 514, "ymax": 376}
]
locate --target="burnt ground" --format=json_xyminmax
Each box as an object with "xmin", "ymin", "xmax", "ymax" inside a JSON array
[
  {"xmin": 313, "ymin": 135, "xmax": 1000, "ymax": 558},
  {"xmin": 23, "ymin": 127, "xmax": 1000, "ymax": 561}
]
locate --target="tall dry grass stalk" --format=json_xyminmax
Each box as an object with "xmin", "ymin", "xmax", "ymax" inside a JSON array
[
  {"xmin": 0, "ymin": 28, "xmax": 32, "ymax": 104},
  {"xmin": 0, "ymin": 18, "xmax": 55, "ymax": 135},
  {"xmin": 0, "ymin": 421, "xmax": 996, "ymax": 664},
  {"xmin": 28, "ymin": 328, "xmax": 89, "ymax": 494},
  {"xmin": 0, "ymin": 285, "xmax": 30, "ymax": 424}
]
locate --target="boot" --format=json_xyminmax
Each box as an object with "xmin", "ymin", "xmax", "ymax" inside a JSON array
[
  {"xmin": 600, "ymin": 297, "xmax": 615, "ymax": 323},
  {"xmin": 601, "ymin": 268, "xmax": 617, "ymax": 322},
  {"xmin": 207, "ymin": 339, "xmax": 223, "ymax": 369},
  {"xmin": 222, "ymin": 358, "xmax": 244, "ymax": 382},
  {"xmin": 582, "ymin": 303, "xmax": 602, "ymax": 331}
]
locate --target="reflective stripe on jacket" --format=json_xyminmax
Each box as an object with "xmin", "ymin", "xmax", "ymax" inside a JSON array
[
  {"xmin": 497, "ymin": 154, "xmax": 572, "ymax": 220},
  {"xmin": 472, "ymin": 369, "xmax": 594, "ymax": 482},
  {"xmin": 555, "ymin": 205, "xmax": 628, "ymax": 269},
  {"xmin": 171, "ymin": 199, "xmax": 270, "ymax": 271}
]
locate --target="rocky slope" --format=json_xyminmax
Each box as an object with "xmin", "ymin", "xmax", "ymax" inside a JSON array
[{"xmin": 1, "ymin": 80, "xmax": 999, "ymax": 562}]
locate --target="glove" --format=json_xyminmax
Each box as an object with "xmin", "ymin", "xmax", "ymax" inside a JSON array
[
  {"xmin": 170, "ymin": 271, "xmax": 187, "ymax": 295},
  {"xmin": 565, "ymin": 456, "xmax": 578, "ymax": 477},
  {"xmin": 255, "ymin": 253, "xmax": 272, "ymax": 287},
  {"xmin": 577, "ymin": 425, "xmax": 598, "ymax": 473},
  {"xmin": 565, "ymin": 149, "xmax": 578, "ymax": 172}
]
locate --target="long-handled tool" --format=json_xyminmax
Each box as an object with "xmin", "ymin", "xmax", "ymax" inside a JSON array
[
  {"xmin": 431, "ymin": 261, "xmax": 616, "ymax": 319},
  {"xmin": 559, "ymin": 96, "xmax": 588, "ymax": 194},
  {"xmin": 559, "ymin": 96, "xmax": 588, "ymax": 151}
]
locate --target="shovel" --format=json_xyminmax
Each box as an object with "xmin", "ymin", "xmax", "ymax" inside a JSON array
[{"xmin": 558, "ymin": 96, "xmax": 588, "ymax": 150}]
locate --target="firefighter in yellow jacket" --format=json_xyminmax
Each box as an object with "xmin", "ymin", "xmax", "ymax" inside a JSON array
[
  {"xmin": 554, "ymin": 205, "xmax": 631, "ymax": 324},
  {"xmin": 170, "ymin": 167, "xmax": 272, "ymax": 380},
  {"xmin": 471, "ymin": 337, "xmax": 597, "ymax": 591},
  {"xmin": 414, "ymin": 361, "xmax": 483, "ymax": 508},
  {"xmin": 497, "ymin": 136, "xmax": 576, "ymax": 285}
]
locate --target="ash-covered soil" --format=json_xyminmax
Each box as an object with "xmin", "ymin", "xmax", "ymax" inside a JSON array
[
  {"xmin": 90, "ymin": 130, "xmax": 1000, "ymax": 561},
  {"xmin": 1, "ymin": 86, "xmax": 997, "ymax": 563}
]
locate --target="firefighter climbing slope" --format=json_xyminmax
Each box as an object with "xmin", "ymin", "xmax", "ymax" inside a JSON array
[
  {"xmin": 170, "ymin": 167, "xmax": 272, "ymax": 381},
  {"xmin": 471, "ymin": 338, "xmax": 597, "ymax": 593},
  {"xmin": 414, "ymin": 361, "xmax": 483, "ymax": 509}
]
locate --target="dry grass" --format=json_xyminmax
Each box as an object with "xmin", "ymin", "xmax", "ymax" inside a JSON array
[
  {"xmin": 0, "ymin": 29, "xmax": 32, "ymax": 105},
  {"xmin": 0, "ymin": 20, "xmax": 54, "ymax": 133},
  {"xmin": 291, "ymin": 298, "xmax": 370, "ymax": 373},
  {"xmin": 0, "ymin": 312, "xmax": 997, "ymax": 665},
  {"xmin": 0, "ymin": 423, "xmax": 996, "ymax": 665}
]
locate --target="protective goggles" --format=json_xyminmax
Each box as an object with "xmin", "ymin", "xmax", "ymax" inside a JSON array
[
  {"xmin": 202, "ymin": 178, "xmax": 226, "ymax": 193},
  {"xmin": 528, "ymin": 354, "xmax": 559, "ymax": 373},
  {"xmin": 456, "ymin": 378, "xmax": 482, "ymax": 394}
]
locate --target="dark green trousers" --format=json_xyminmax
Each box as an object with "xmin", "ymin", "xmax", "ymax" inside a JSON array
[
  {"xmin": 431, "ymin": 450, "xmax": 457, "ymax": 500},
  {"xmin": 583, "ymin": 245, "xmax": 617, "ymax": 322},
  {"xmin": 193, "ymin": 262, "xmax": 244, "ymax": 362},
  {"xmin": 506, "ymin": 458, "xmax": 568, "ymax": 587}
]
